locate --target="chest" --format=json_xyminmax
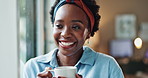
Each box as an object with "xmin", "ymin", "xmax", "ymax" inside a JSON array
[{"xmin": 77, "ymin": 64, "xmax": 109, "ymax": 78}]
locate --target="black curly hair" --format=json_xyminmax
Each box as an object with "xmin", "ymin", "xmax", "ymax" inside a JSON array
[{"xmin": 50, "ymin": 0, "xmax": 101, "ymax": 37}]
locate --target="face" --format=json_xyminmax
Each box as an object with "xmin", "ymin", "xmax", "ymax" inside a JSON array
[{"xmin": 53, "ymin": 4, "xmax": 90, "ymax": 56}]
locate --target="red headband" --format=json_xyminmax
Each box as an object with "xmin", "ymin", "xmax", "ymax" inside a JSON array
[{"xmin": 53, "ymin": 0, "xmax": 95, "ymax": 32}]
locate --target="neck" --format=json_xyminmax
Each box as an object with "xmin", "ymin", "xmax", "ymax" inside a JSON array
[{"xmin": 57, "ymin": 49, "xmax": 83, "ymax": 66}]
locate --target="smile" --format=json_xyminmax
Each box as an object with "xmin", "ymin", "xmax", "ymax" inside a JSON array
[{"xmin": 60, "ymin": 42, "xmax": 75, "ymax": 46}]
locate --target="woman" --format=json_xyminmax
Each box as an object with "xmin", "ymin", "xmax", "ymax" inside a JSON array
[{"xmin": 23, "ymin": 0, "xmax": 124, "ymax": 78}]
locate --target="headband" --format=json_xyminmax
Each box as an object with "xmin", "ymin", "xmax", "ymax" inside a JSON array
[{"xmin": 52, "ymin": 0, "xmax": 95, "ymax": 32}]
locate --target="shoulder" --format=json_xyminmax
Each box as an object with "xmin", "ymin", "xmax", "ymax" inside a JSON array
[
  {"xmin": 79, "ymin": 46, "xmax": 124, "ymax": 78},
  {"xmin": 83, "ymin": 46, "xmax": 121, "ymax": 69},
  {"xmin": 24, "ymin": 49, "xmax": 57, "ymax": 67},
  {"xmin": 23, "ymin": 49, "xmax": 57, "ymax": 78},
  {"xmin": 96, "ymin": 52, "xmax": 117, "ymax": 64},
  {"xmin": 89, "ymin": 47, "xmax": 124, "ymax": 77},
  {"xmin": 84, "ymin": 46, "xmax": 115, "ymax": 62},
  {"xmin": 24, "ymin": 49, "xmax": 57, "ymax": 71},
  {"xmin": 95, "ymin": 49, "xmax": 120, "ymax": 67},
  {"xmin": 23, "ymin": 53, "xmax": 49, "ymax": 72},
  {"xmin": 29, "ymin": 48, "xmax": 58, "ymax": 62},
  {"xmin": 84, "ymin": 46, "xmax": 124, "ymax": 77}
]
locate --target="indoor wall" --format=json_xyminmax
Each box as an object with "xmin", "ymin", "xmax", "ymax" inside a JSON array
[
  {"xmin": 88, "ymin": 0, "xmax": 148, "ymax": 77},
  {"xmin": 89, "ymin": 0, "xmax": 148, "ymax": 60}
]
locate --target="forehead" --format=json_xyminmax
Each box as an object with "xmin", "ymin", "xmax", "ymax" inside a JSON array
[{"xmin": 54, "ymin": 4, "xmax": 88, "ymax": 23}]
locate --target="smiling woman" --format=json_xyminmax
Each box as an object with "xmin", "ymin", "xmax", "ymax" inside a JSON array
[{"xmin": 23, "ymin": 0, "xmax": 124, "ymax": 78}]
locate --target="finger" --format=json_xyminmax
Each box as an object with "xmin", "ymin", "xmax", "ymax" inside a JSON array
[
  {"xmin": 37, "ymin": 67, "xmax": 53, "ymax": 78},
  {"xmin": 76, "ymin": 74, "xmax": 82, "ymax": 78},
  {"xmin": 45, "ymin": 67, "xmax": 53, "ymax": 77},
  {"xmin": 37, "ymin": 71, "xmax": 52, "ymax": 77},
  {"xmin": 45, "ymin": 67, "xmax": 52, "ymax": 72},
  {"xmin": 52, "ymin": 77, "xmax": 65, "ymax": 78},
  {"xmin": 58, "ymin": 76, "xmax": 66, "ymax": 78},
  {"xmin": 47, "ymin": 71, "xmax": 53, "ymax": 77},
  {"xmin": 37, "ymin": 72, "xmax": 46, "ymax": 77}
]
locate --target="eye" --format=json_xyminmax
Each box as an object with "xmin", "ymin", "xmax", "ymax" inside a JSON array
[
  {"xmin": 55, "ymin": 24, "xmax": 63, "ymax": 29},
  {"xmin": 72, "ymin": 25, "xmax": 81, "ymax": 30}
]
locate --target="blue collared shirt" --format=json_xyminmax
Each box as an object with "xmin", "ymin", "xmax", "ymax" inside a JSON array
[{"xmin": 23, "ymin": 46, "xmax": 124, "ymax": 78}]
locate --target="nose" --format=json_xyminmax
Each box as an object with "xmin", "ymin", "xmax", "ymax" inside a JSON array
[{"xmin": 61, "ymin": 27, "xmax": 72, "ymax": 38}]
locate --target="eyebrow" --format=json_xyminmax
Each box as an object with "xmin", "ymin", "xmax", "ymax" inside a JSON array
[
  {"xmin": 55, "ymin": 19, "xmax": 83, "ymax": 24},
  {"xmin": 71, "ymin": 20, "xmax": 83, "ymax": 24},
  {"xmin": 55, "ymin": 20, "xmax": 64, "ymax": 22}
]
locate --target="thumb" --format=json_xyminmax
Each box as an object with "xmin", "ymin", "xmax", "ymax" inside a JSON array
[
  {"xmin": 37, "ymin": 71, "xmax": 52, "ymax": 77},
  {"xmin": 37, "ymin": 67, "xmax": 53, "ymax": 77},
  {"xmin": 76, "ymin": 74, "xmax": 82, "ymax": 78}
]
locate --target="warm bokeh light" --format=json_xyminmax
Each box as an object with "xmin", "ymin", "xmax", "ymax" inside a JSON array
[{"xmin": 134, "ymin": 37, "xmax": 142, "ymax": 49}]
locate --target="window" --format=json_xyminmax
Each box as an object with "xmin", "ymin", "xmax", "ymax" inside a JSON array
[
  {"xmin": 18, "ymin": 0, "xmax": 56, "ymax": 78},
  {"xmin": 19, "ymin": 0, "xmax": 36, "ymax": 78},
  {"xmin": 44, "ymin": 0, "xmax": 56, "ymax": 54}
]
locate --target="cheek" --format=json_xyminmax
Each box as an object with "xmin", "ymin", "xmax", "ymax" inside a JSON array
[
  {"xmin": 76, "ymin": 32, "xmax": 88, "ymax": 42},
  {"xmin": 79, "ymin": 29, "xmax": 89, "ymax": 40},
  {"xmin": 53, "ymin": 29, "xmax": 60, "ymax": 40}
]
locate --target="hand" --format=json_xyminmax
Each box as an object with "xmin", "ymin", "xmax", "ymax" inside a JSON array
[
  {"xmin": 53, "ymin": 74, "xmax": 82, "ymax": 78},
  {"xmin": 37, "ymin": 67, "xmax": 82, "ymax": 78},
  {"xmin": 37, "ymin": 71, "xmax": 52, "ymax": 78},
  {"xmin": 37, "ymin": 67, "xmax": 66, "ymax": 78},
  {"xmin": 37, "ymin": 73, "xmax": 82, "ymax": 78},
  {"xmin": 37, "ymin": 67, "xmax": 52, "ymax": 78}
]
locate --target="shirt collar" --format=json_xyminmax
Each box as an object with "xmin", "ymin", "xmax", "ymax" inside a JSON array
[
  {"xmin": 76, "ymin": 46, "xmax": 96, "ymax": 66},
  {"xmin": 36, "ymin": 46, "xmax": 96, "ymax": 66},
  {"xmin": 36, "ymin": 48, "xmax": 59, "ymax": 67}
]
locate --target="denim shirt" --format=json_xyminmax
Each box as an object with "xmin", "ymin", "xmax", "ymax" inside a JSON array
[{"xmin": 23, "ymin": 46, "xmax": 124, "ymax": 78}]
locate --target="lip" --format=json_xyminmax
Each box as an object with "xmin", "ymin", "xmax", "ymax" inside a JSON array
[{"xmin": 59, "ymin": 41, "xmax": 76, "ymax": 49}]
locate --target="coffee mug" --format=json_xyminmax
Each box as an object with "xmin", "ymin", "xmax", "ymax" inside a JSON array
[{"xmin": 50, "ymin": 66, "xmax": 77, "ymax": 78}]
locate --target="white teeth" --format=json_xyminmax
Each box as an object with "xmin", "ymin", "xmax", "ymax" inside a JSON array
[{"xmin": 61, "ymin": 42, "xmax": 74, "ymax": 46}]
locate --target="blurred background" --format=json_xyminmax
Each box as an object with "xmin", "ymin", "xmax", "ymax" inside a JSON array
[{"xmin": 0, "ymin": 0, "xmax": 148, "ymax": 78}]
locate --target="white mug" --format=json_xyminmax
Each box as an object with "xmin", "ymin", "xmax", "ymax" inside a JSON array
[{"xmin": 50, "ymin": 66, "xmax": 77, "ymax": 78}]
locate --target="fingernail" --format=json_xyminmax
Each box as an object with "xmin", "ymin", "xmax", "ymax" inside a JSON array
[
  {"xmin": 58, "ymin": 76, "xmax": 62, "ymax": 78},
  {"xmin": 78, "ymin": 74, "xmax": 82, "ymax": 77}
]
